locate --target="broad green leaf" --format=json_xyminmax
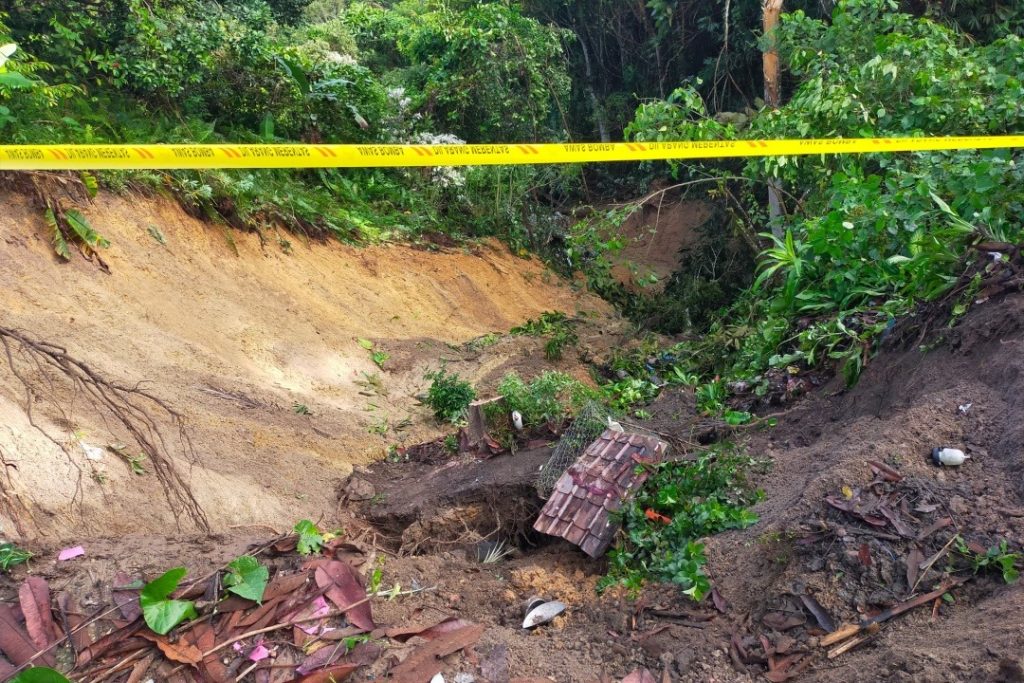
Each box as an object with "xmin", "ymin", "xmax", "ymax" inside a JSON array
[
  {"xmin": 45, "ymin": 209, "xmax": 70, "ymax": 260},
  {"xmin": 64, "ymin": 210, "xmax": 110, "ymax": 248},
  {"xmin": 357, "ymin": 338, "xmax": 374, "ymax": 350},
  {"xmin": 294, "ymin": 519, "xmax": 324, "ymax": 555},
  {"xmin": 260, "ymin": 113, "xmax": 275, "ymax": 141},
  {"xmin": 223, "ymin": 556, "xmax": 269, "ymax": 602},
  {"xmin": 723, "ymin": 410, "xmax": 752, "ymax": 426},
  {"xmin": 140, "ymin": 567, "xmax": 197, "ymax": 635},
  {"xmin": 929, "ymin": 191, "xmax": 953, "ymax": 215},
  {"xmin": 80, "ymin": 172, "xmax": 99, "ymax": 199},
  {"xmin": 275, "ymin": 56, "xmax": 309, "ymax": 94},
  {"xmin": 10, "ymin": 667, "xmax": 71, "ymax": 683},
  {"xmin": 0, "ymin": 71, "xmax": 33, "ymax": 88}
]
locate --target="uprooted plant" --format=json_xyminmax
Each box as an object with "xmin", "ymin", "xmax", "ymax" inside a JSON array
[{"xmin": 0, "ymin": 325, "xmax": 208, "ymax": 532}]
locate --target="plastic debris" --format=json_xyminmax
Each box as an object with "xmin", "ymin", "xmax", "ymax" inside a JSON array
[
  {"xmin": 522, "ymin": 599, "xmax": 565, "ymax": 629},
  {"xmin": 430, "ymin": 674, "xmax": 445, "ymax": 683},
  {"xmin": 931, "ymin": 447, "xmax": 969, "ymax": 467},
  {"xmin": 523, "ymin": 596, "xmax": 545, "ymax": 613},
  {"xmin": 958, "ymin": 403, "xmax": 973, "ymax": 415},
  {"xmin": 57, "ymin": 546, "xmax": 85, "ymax": 561},
  {"xmin": 80, "ymin": 442, "xmax": 105, "ymax": 461},
  {"xmin": 248, "ymin": 644, "xmax": 270, "ymax": 661},
  {"xmin": 511, "ymin": 411, "xmax": 524, "ymax": 431}
]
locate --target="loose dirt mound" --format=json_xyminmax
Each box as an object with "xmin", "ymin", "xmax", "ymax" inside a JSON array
[
  {"xmin": 646, "ymin": 294, "xmax": 1024, "ymax": 681},
  {"xmin": 610, "ymin": 198, "xmax": 713, "ymax": 291},
  {"xmin": 0, "ymin": 190, "xmax": 617, "ymax": 539},
  {"xmin": 336, "ymin": 295, "xmax": 1024, "ymax": 681}
]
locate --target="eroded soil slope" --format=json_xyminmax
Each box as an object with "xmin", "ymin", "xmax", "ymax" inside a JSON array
[{"xmin": 0, "ymin": 190, "xmax": 617, "ymax": 539}]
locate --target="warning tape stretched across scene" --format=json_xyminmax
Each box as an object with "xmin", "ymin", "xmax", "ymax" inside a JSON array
[{"xmin": 1, "ymin": 135, "xmax": 1023, "ymax": 170}]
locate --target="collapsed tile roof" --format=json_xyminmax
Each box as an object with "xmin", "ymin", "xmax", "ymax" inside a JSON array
[{"xmin": 533, "ymin": 429, "xmax": 668, "ymax": 558}]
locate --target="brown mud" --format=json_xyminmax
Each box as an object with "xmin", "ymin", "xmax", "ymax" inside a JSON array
[
  {"xmin": 1, "ymin": 192, "xmax": 1023, "ymax": 681},
  {"xmin": 0, "ymin": 190, "xmax": 619, "ymax": 539}
]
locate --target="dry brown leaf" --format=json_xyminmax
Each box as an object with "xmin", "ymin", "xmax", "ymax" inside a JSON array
[
  {"xmin": 0, "ymin": 604, "xmax": 44, "ymax": 667},
  {"xmin": 388, "ymin": 624, "xmax": 485, "ymax": 683},
  {"xmin": 762, "ymin": 611, "xmax": 806, "ymax": 631},
  {"xmin": 315, "ymin": 561, "xmax": 374, "ymax": 632},
  {"xmin": 139, "ymin": 632, "xmax": 203, "ymax": 666},
  {"xmin": 19, "ymin": 577, "xmax": 57, "ymax": 651},
  {"xmin": 263, "ymin": 571, "xmax": 312, "ymax": 602},
  {"xmin": 906, "ymin": 547, "xmax": 924, "ymax": 589},
  {"xmin": 287, "ymin": 663, "xmax": 358, "ymax": 683}
]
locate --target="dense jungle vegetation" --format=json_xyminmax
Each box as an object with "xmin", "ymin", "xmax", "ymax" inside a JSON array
[{"xmin": 2, "ymin": 0, "xmax": 1023, "ymax": 402}]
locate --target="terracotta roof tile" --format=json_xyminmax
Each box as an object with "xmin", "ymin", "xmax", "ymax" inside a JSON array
[{"xmin": 533, "ymin": 429, "xmax": 667, "ymax": 558}]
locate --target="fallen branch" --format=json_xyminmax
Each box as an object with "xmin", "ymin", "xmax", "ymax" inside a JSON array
[
  {"xmin": 910, "ymin": 534, "xmax": 959, "ymax": 594},
  {"xmin": 826, "ymin": 624, "xmax": 880, "ymax": 659},
  {"xmin": 821, "ymin": 577, "xmax": 967, "ymax": 652}
]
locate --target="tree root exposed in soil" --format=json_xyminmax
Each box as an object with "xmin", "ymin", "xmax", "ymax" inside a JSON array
[{"xmin": 0, "ymin": 325, "xmax": 209, "ymax": 532}]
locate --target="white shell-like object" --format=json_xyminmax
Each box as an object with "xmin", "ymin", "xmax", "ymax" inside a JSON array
[
  {"xmin": 80, "ymin": 441, "xmax": 105, "ymax": 461},
  {"xmin": 512, "ymin": 410, "xmax": 524, "ymax": 431},
  {"xmin": 430, "ymin": 674, "xmax": 445, "ymax": 683},
  {"xmin": 932, "ymin": 447, "xmax": 969, "ymax": 466},
  {"xmin": 522, "ymin": 600, "xmax": 566, "ymax": 629}
]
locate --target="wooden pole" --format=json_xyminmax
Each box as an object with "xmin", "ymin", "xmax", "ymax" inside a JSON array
[{"xmin": 762, "ymin": 0, "xmax": 785, "ymax": 236}]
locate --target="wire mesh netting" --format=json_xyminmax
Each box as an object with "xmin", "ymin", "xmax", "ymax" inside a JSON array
[{"xmin": 536, "ymin": 401, "xmax": 610, "ymax": 499}]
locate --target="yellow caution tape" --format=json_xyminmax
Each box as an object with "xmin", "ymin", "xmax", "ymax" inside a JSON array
[{"xmin": 1, "ymin": 135, "xmax": 1022, "ymax": 170}]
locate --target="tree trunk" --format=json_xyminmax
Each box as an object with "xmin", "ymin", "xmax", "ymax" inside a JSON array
[
  {"xmin": 577, "ymin": 28, "xmax": 611, "ymax": 143},
  {"xmin": 763, "ymin": 0, "xmax": 785, "ymax": 236}
]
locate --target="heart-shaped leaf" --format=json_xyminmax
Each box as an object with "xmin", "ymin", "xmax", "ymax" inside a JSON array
[
  {"xmin": 223, "ymin": 556, "xmax": 269, "ymax": 603},
  {"xmin": 140, "ymin": 568, "xmax": 197, "ymax": 635}
]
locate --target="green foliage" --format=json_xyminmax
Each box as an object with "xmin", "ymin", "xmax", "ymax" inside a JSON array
[
  {"xmin": 496, "ymin": 371, "xmax": 595, "ymax": 429},
  {"xmin": 617, "ymin": 0, "xmax": 1024, "ymax": 394},
  {"xmin": 956, "ymin": 538, "xmax": 1020, "ymax": 584},
  {"xmin": 293, "ymin": 402, "xmax": 311, "ymax": 416},
  {"xmin": 600, "ymin": 444, "xmax": 761, "ymax": 600},
  {"xmin": 601, "ymin": 377, "xmax": 659, "ymax": 412},
  {"xmin": 346, "ymin": 1, "xmax": 570, "ymax": 142},
  {"xmin": 0, "ymin": 542, "xmax": 32, "ymax": 571},
  {"xmin": 223, "ymin": 555, "xmax": 270, "ymax": 602},
  {"xmin": 140, "ymin": 567, "xmax": 198, "ymax": 635},
  {"xmin": 294, "ymin": 519, "xmax": 324, "ymax": 555},
  {"xmin": 371, "ymin": 350, "xmax": 389, "ymax": 369},
  {"xmin": 2, "ymin": 1, "xmax": 571, "ymax": 250},
  {"xmin": 511, "ymin": 312, "xmax": 579, "ymax": 361},
  {"xmin": 695, "ymin": 378, "xmax": 727, "ymax": 415},
  {"xmin": 425, "ymin": 367, "xmax": 476, "ymax": 424},
  {"xmin": 10, "ymin": 668, "xmax": 71, "ymax": 683}
]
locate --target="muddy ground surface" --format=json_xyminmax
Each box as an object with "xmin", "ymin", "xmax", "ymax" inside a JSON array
[
  {"xmin": 0, "ymin": 190, "xmax": 621, "ymax": 539},
  {"xmin": 2, "ymin": 193, "xmax": 1023, "ymax": 681},
  {"xmin": 333, "ymin": 293, "xmax": 1024, "ymax": 681}
]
